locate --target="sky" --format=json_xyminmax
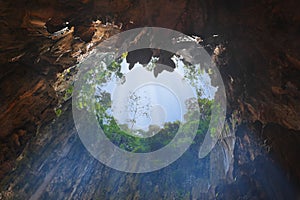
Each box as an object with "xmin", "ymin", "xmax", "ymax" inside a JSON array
[{"xmin": 96, "ymin": 56, "xmax": 217, "ymax": 136}]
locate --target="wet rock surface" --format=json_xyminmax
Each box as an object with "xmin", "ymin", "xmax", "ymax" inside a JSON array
[{"xmin": 0, "ymin": 0, "xmax": 299, "ymax": 199}]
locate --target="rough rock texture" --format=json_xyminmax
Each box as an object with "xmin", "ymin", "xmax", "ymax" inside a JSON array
[{"xmin": 0, "ymin": 0, "xmax": 300, "ymax": 199}]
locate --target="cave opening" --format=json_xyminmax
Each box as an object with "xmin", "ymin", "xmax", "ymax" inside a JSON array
[{"xmin": 0, "ymin": 0, "xmax": 300, "ymax": 199}]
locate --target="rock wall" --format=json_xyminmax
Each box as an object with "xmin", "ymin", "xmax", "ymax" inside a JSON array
[{"xmin": 0, "ymin": 0, "xmax": 299, "ymax": 199}]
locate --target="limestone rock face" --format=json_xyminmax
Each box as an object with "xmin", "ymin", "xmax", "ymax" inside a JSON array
[{"xmin": 0, "ymin": 0, "xmax": 299, "ymax": 199}]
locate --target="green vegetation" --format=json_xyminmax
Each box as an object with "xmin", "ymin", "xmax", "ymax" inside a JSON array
[
  {"xmin": 64, "ymin": 85, "xmax": 74, "ymax": 100},
  {"xmin": 55, "ymin": 108, "xmax": 62, "ymax": 117},
  {"xmin": 99, "ymin": 118, "xmax": 180, "ymax": 153},
  {"xmin": 75, "ymin": 54, "xmax": 214, "ymax": 153}
]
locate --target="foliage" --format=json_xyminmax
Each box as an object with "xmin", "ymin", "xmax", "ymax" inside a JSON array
[
  {"xmin": 75, "ymin": 53, "xmax": 214, "ymax": 153},
  {"xmin": 55, "ymin": 108, "xmax": 62, "ymax": 117},
  {"xmin": 64, "ymin": 85, "xmax": 74, "ymax": 100}
]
